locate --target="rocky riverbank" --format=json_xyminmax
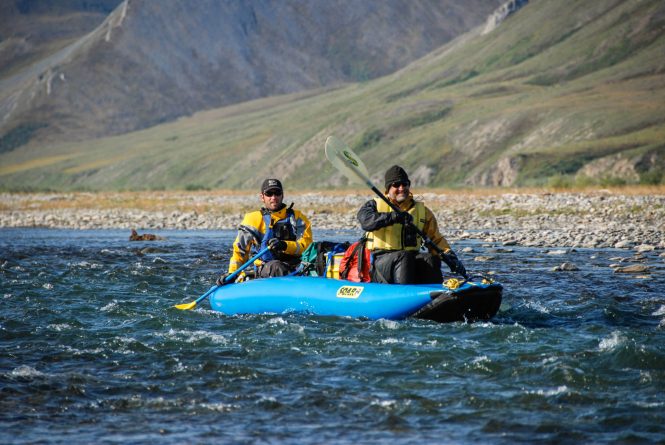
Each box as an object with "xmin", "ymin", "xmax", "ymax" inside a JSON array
[{"xmin": 1, "ymin": 190, "xmax": 664, "ymax": 251}]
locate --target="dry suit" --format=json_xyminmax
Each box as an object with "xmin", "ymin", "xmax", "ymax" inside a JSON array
[
  {"xmin": 228, "ymin": 203, "xmax": 312, "ymax": 278},
  {"xmin": 357, "ymin": 194, "xmax": 453, "ymax": 284}
]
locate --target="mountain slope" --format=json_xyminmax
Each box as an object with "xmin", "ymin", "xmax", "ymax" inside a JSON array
[
  {"xmin": 0, "ymin": 0, "xmax": 122, "ymax": 79},
  {"xmin": 0, "ymin": 0, "xmax": 663, "ymax": 191},
  {"xmin": 0, "ymin": 0, "xmax": 501, "ymax": 147}
]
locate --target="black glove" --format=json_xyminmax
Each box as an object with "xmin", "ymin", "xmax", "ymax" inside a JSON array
[
  {"xmin": 216, "ymin": 272, "xmax": 232, "ymax": 285},
  {"xmin": 441, "ymin": 251, "xmax": 468, "ymax": 278},
  {"xmin": 389, "ymin": 211, "xmax": 413, "ymax": 226},
  {"xmin": 268, "ymin": 238, "xmax": 287, "ymax": 252}
]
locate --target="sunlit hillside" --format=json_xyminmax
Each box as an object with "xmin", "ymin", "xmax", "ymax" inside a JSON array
[{"xmin": 0, "ymin": 0, "xmax": 663, "ymax": 191}]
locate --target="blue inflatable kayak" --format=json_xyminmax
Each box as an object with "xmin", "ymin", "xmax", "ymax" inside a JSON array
[{"xmin": 208, "ymin": 276, "xmax": 502, "ymax": 323}]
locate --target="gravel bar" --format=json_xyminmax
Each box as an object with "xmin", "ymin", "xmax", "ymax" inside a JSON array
[{"xmin": 1, "ymin": 191, "xmax": 663, "ymax": 250}]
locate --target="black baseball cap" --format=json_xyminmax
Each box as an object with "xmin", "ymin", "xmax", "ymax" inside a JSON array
[{"xmin": 261, "ymin": 178, "xmax": 283, "ymax": 194}]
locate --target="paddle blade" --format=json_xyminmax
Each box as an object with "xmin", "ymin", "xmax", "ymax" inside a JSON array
[
  {"xmin": 325, "ymin": 136, "xmax": 372, "ymax": 186},
  {"xmin": 174, "ymin": 301, "xmax": 197, "ymax": 310}
]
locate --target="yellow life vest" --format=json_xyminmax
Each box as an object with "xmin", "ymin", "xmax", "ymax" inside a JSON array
[{"xmin": 366, "ymin": 197, "xmax": 426, "ymax": 251}]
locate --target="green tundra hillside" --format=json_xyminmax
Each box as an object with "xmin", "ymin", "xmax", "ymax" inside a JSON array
[{"xmin": 0, "ymin": 0, "xmax": 663, "ymax": 191}]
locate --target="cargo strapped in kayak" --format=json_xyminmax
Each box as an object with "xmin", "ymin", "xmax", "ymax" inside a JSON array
[
  {"xmin": 298, "ymin": 241, "xmax": 350, "ymax": 277},
  {"xmin": 339, "ymin": 237, "xmax": 372, "ymax": 283}
]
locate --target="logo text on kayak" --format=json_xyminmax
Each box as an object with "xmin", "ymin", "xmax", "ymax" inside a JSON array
[{"xmin": 336, "ymin": 285, "xmax": 364, "ymax": 299}]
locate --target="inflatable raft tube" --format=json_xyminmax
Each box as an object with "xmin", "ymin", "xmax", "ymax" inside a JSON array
[{"xmin": 208, "ymin": 276, "xmax": 502, "ymax": 323}]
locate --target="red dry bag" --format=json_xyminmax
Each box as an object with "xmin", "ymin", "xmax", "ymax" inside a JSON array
[{"xmin": 339, "ymin": 238, "xmax": 371, "ymax": 282}]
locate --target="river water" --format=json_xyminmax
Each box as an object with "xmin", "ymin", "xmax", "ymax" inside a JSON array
[{"xmin": 1, "ymin": 228, "xmax": 664, "ymax": 444}]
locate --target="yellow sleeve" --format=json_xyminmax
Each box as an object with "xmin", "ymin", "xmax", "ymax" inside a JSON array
[
  {"xmin": 422, "ymin": 206, "xmax": 451, "ymax": 254},
  {"xmin": 228, "ymin": 211, "xmax": 264, "ymax": 273}
]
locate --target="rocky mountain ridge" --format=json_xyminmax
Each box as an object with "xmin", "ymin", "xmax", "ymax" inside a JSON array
[{"xmin": 0, "ymin": 0, "xmax": 501, "ymax": 146}]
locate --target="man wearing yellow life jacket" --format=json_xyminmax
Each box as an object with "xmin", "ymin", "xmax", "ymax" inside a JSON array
[
  {"xmin": 356, "ymin": 165, "xmax": 466, "ymax": 284},
  {"xmin": 217, "ymin": 178, "xmax": 313, "ymax": 284}
]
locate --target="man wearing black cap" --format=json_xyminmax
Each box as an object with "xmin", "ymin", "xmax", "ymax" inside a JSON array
[
  {"xmin": 219, "ymin": 178, "xmax": 312, "ymax": 282},
  {"xmin": 356, "ymin": 165, "xmax": 466, "ymax": 284}
]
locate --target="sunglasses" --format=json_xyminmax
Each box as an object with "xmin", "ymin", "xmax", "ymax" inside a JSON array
[
  {"xmin": 390, "ymin": 181, "xmax": 410, "ymax": 189},
  {"xmin": 263, "ymin": 190, "xmax": 282, "ymax": 197}
]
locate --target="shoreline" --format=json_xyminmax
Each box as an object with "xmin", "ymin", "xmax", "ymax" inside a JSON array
[{"xmin": 1, "ymin": 190, "xmax": 664, "ymax": 250}]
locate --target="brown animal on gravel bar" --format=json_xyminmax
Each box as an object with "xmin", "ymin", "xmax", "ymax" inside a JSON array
[{"xmin": 129, "ymin": 229, "xmax": 165, "ymax": 241}]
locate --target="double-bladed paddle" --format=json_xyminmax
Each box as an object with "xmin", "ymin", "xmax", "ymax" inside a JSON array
[{"xmin": 174, "ymin": 246, "xmax": 271, "ymax": 310}]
